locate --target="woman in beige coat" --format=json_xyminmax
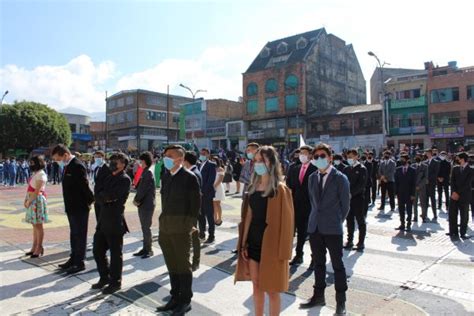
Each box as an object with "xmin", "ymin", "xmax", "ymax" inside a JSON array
[{"xmin": 235, "ymin": 145, "xmax": 294, "ymax": 316}]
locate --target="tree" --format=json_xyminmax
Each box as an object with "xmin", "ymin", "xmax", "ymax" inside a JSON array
[{"xmin": 0, "ymin": 101, "xmax": 71, "ymax": 153}]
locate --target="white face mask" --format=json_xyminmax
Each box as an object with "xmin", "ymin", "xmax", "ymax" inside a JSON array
[{"xmin": 299, "ymin": 155, "xmax": 309, "ymax": 164}]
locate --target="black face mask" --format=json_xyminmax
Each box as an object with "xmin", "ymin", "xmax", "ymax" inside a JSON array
[
  {"xmin": 109, "ymin": 160, "xmax": 118, "ymax": 172},
  {"xmin": 384, "ymin": 155, "xmax": 389, "ymax": 160},
  {"xmin": 415, "ymin": 158, "xmax": 421, "ymax": 163}
]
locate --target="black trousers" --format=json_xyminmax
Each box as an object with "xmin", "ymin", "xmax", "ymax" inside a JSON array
[
  {"xmin": 398, "ymin": 197, "xmax": 413, "ymax": 227},
  {"xmin": 66, "ymin": 211, "xmax": 90, "ymax": 266},
  {"xmin": 449, "ymin": 200, "xmax": 469, "ymax": 236},
  {"xmin": 294, "ymin": 206, "xmax": 310, "ymax": 257},
  {"xmin": 346, "ymin": 195, "xmax": 366, "ymax": 246},
  {"xmin": 198, "ymin": 196, "xmax": 215, "ymax": 238},
  {"xmin": 309, "ymin": 231, "xmax": 347, "ymax": 303},
  {"xmin": 94, "ymin": 202, "xmax": 103, "ymax": 222},
  {"xmin": 364, "ymin": 186, "xmax": 371, "ymax": 216},
  {"xmin": 370, "ymin": 179, "xmax": 377, "ymax": 203},
  {"xmin": 380, "ymin": 181, "xmax": 395, "ymax": 210},
  {"xmin": 191, "ymin": 218, "xmax": 200, "ymax": 265},
  {"xmin": 93, "ymin": 231, "xmax": 124, "ymax": 285},
  {"xmin": 159, "ymin": 232, "xmax": 193, "ymax": 304},
  {"xmin": 138, "ymin": 207, "xmax": 154, "ymax": 252},
  {"xmin": 437, "ymin": 182, "xmax": 450, "ymax": 210},
  {"xmin": 426, "ymin": 182, "xmax": 437, "ymax": 218}
]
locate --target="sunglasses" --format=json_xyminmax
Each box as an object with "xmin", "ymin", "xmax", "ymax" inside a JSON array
[{"xmin": 313, "ymin": 154, "xmax": 327, "ymax": 159}]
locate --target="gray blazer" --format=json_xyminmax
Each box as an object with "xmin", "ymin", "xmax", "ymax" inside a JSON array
[
  {"xmin": 378, "ymin": 159, "xmax": 396, "ymax": 182},
  {"xmin": 415, "ymin": 163, "xmax": 428, "ymax": 188},
  {"xmin": 307, "ymin": 167, "xmax": 351, "ymax": 235},
  {"xmin": 134, "ymin": 168, "xmax": 156, "ymax": 212}
]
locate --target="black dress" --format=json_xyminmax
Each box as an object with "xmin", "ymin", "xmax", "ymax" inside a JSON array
[{"xmin": 247, "ymin": 191, "xmax": 268, "ymax": 262}]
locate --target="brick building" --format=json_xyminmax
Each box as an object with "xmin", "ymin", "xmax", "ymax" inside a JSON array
[
  {"xmin": 243, "ymin": 28, "xmax": 366, "ymax": 149},
  {"xmin": 90, "ymin": 121, "xmax": 106, "ymax": 150},
  {"xmin": 426, "ymin": 61, "xmax": 474, "ymax": 151},
  {"xmin": 61, "ymin": 113, "xmax": 92, "ymax": 152}
]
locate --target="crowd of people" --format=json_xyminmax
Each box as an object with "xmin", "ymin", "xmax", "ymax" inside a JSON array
[{"xmin": 11, "ymin": 141, "xmax": 474, "ymax": 316}]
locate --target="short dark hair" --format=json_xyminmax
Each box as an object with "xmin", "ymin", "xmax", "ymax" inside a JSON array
[
  {"xmin": 312, "ymin": 143, "xmax": 332, "ymax": 156},
  {"xmin": 51, "ymin": 144, "xmax": 71, "ymax": 156},
  {"xmin": 184, "ymin": 151, "xmax": 198, "ymax": 165},
  {"xmin": 347, "ymin": 149, "xmax": 358, "ymax": 156},
  {"xmin": 109, "ymin": 152, "xmax": 129, "ymax": 168},
  {"xmin": 333, "ymin": 154, "xmax": 343, "ymax": 160},
  {"xmin": 139, "ymin": 151, "xmax": 153, "ymax": 167},
  {"xmin": 200, "ymin": 148, "xmax": 210, "ymax": 154},
  {"xmin": 440, "ymin": 151, "xmax": 447, "ymax": 155},
  {"xmin": 400, "ymin": 154, "xmax": 410, "ymax": 160},
  {"xmin": 457, "ymin": 152, "xmax": 468, "ymax": 161},
  {"xmin": 164, "ymin": 145, "xmax": 185, "ymax": 157},
  {"xmin": 383, "ymin": 150, "xmax": 391, "ymax": 156},
  {"xmin": 29, "ymin": 155, "xmax": 46, "ymax": 172},
  {"xmin": 94, "ymin": 150, "xmax": 105, "ymax": 157},
  {"xmin": 299, "ymin": 145, "xmax": 313, "ymax": 153},
  {"xmin": 211, "ymin": 156, "xmax": 223, "ymax": 168},
  {"xmin": 247, "ymin": 142, "xmax": 260, "ymax": 149}
]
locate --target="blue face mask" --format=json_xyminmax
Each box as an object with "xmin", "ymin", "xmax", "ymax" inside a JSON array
[
  {"xmin": 347, "ymin": 158, "xmax": 354, "ymax": 166},
  {"xmin": 199, "ymin": 155, "xmax": 207, "ymax": 162},
  {"xmin": 254, "ymin": 162, "xmax": 268, "ymax": 175},
  {"xmin": 163, "ymin": 157, "xmax": 175, "ymax": 170},
  {"xmin": 311, "ymin": 158, "xmax": 329, "ymax": 170},
  {"xmin": 95, "ymin": 158, "xmax": 104, "ymax": 166},
  {"xmin": 57, "ymin": 160, "xmax": 65, "ymax": 168},
  {"xmin": 247, "ymin": 153, "xmax": 254, "ymax": 160}
]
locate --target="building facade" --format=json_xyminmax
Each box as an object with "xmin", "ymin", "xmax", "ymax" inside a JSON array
[
  {"xmin": 243, "ymin": 28, "xmax": 366, "ymax": 149},
  {"xmin": 426, "ymin": 62, "xmax": 474, "ymax": 152},
  {"xmin": 61, "ymin": 113, "xmax": 92, "ymax": 152},
  {"xmin": 90, "ymin": 121, "xmax": 106, "ymax": 151}
]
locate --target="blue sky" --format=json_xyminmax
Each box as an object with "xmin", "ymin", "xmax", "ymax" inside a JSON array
[{"xmin": 1, "ymin": 0, "xmax": 474, "ymax": 113}]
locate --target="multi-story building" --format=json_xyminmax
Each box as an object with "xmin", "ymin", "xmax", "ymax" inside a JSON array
[
  {"xmin": 306, "ymin": 104, "xmax": 384, "ymax": 154},
  {"xmin": 385, "ymin": 70, "xmax": 430, "ymax": 148},
  {"xmin": 90, "ymin": 121, "xmax": 106, "ymax": 150},
  {"xmin": 61, "ymin": 113, "xmax": 92, "ymax": 152},
  {"xmin": 243, "ymin": 28, "xmax": 366, "ymax": 149},
  {"xmin": 426, "ymin": 61, "xmax": 474, "ymax": 152},
  {"xmin": 106, "ymin": 89, "xmax": 193, "ymax": 151}
]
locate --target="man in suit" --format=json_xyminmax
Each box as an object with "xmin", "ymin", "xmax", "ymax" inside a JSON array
[
  {"xmin": 287, "ymin": 145, "xmax": 317, "ymax": 266},
  {"xmin": 92, "ymin": 153, "xmax": 131, "ymax": 294},
  {"xmin": 394, "ymin": 154, "xmax": 416, "ymax": 231},
  {"xmin": 93, "ymin": 151, "xmax": 111, "ymax": 222},
  {"xmin": 197, "ymin": 148, "xmax": 217, "ymax": 244},
  {"xmin": 300, "ymin": 143, "xmax": 350, "ymax": 315},
  {"xmin": 363, "ymin": 154, "xmax": 374, "ymax": 214},
  {"xmin": 156, "ymin": 145, "xmax": 201, "ymax": 315},
  {"xmin": 333, "ymin": 154, "xmax": 347, "ymax": 173},
  {"xmin": 437, "ymin": 151, "xmax": 451, "ymax": 211},
  {"xmin": 378, "ymin": 151, "xmax": 396, "ymax": 212},
  {"xmin": 285, "ymin": 149, "xmax": 301, "ymax": 192},
  {"xmin": 368, "ymin": 153, "xmax": 379, "ymax": 205},
  {"xmin": 52, "ymin": 161, "xmax": 60, "ymax": 185},
  {"xmin": 447, "ymin": 152, "xmax": 473, "ymax": 240},
  {"xmin": 425, "ymin": 149, "xmax": 440, "ymax": 220},
  {"xmin": 343, "ymin": 149, "xmax": 368, "ymax": 251},
  {"xmin": 239, "ymin": 142, "xmax": 260, "ymax": 196},
  {"xmin": 184, "ymin": 151, "xmax": 203, "ymax": 272},
  {"xmin": 52, "ymin": 144, "xmax": 94, "ymax": 274},
  {"xmin": 470, "ymin": 154, "xmax": 474, "ymax": 217},
  {"xmin": 413, "ymin": 154, "xmax": 428, "ymax": 223}
]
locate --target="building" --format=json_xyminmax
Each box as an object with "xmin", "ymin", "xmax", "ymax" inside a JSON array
[
  {"xmin": 385, "ymin": 70, "xmax": 430, "ymax": 148},
  {"xmin": 426, "ymin": 61, "xmax": 474, "ymax": 152},
  {"xmin": 61, "ymin": 113, "xmax": 92, "ymax": 152},
  {"xmin": 106, "ymin": 89, "xmax": 193, "ymax": 151},
  {"xmin": 183, "ymin": 98, "xmax": 243, "ymax": 150},
  {"xmin": 90, "ymin": 121, "xmax": 106, "ymax": 150},
  {"xmin": 243, "ymin": 28, "xmax": 366, "ymax": 149},
  {"xmin": 306, "ymin": 104, "xmax": 384, "ymax": 154}
]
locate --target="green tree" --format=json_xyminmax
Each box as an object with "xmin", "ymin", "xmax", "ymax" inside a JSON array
[{"xmin": 0, "ymin": 101, "xmax": 71, "ymax": 153}]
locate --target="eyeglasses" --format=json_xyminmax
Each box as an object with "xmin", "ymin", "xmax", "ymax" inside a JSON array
[{"xmin": 313, "ymin": 154, "xmax": 327, "ymax": 159}]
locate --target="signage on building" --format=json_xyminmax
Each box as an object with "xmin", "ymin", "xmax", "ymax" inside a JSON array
[
  {"xmin": 320, "ymin": 134, "xmax": 330, "ymax": 140},
  {"xmin": 429, "ymin": 126, "xmax": 464, "ymax": 138},
  {"xmin": 248, "ymin": 130, "xmax": 264, "ymax": 139},
  {"xmin": 398, "ymin": 126, "xmax": 426, "ymax": 134},
  {"xmin": 288, "ymin": 128, "xmax": 304, "ymax": 135},
  {"xmin": 72, "ymin": 133, "xmax": 92, "ymax": 141}
]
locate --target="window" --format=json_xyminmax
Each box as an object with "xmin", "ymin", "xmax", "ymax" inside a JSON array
[
  {"xmin": 117, "ymin": 98, "xmax": 124, "ymax": 107},
  {"xmin": 430, "ymin": 112, "xmax": 460, "ymax": 127},
  {"xmin": 340, "ymin": 119, "xmax": 350, "ymax": 130},
  {"xmin": 117, "ymin": 112, "xmax": 125, "ymax": 123},
  {"xmin": 467, "ymin": 85, "xmax": 474, "ymax": 100},
  {"xmin": 146, "ymin": 111, "xmax": 167, "ymax": 121},
  {"xmin": 247, "ymin": 82, "xmax": 258, "ymax": 96},
  {"xmin": 265, "ymin": 79, "xmax": 278, "ymax": 93},
  {"xmin": 265, "ymin": 97, "xmax": 279, "ymax": 112},
  {"xmin": 468, "ymin": 110, "xmax": 474, "ymax": 124},
  {"xmin": 395, "ymin": 89, "xmax": 421, "ymax": 100},
  {"xmin": 430, "ymin": 87, "xmax": 459, "ymax": 103},
  {"xmin": 69, "ymin": 123, "xmax": 76, "ymax": 133},
  {"xmin": 277, "ymin": 42, "xmax": 288, "ymax": 54},
  {"xmin": 260, "ymin": 47, "xmax": 270, "ymax": 58},
  {"xmin": 126, "ymin": 111, "xmax": 135, "ymax": 122},
  {"xmin": 285, "ymin": 95, "xmax": 298, "ymax": 110},
  {"xmin": 107, "ymin": 99, "xmax": 116, "ymax": 109},
  {"xmin": 359, "ymin": 117, "xmax": 369, "ymax": 128},
  {"xmin": 284, "ymin": 75, "xmax": 298, "ymax": 90},
  {"xmin": 172, "ymin": 114, "xmax": 179, "ymax": 123},
  {"xmin": 126, "ymin": 96, "xmax": 134, "ymax": 105},
  {"xmin": 296, "ymin": 37, "xmax": 307, "ymax": 50},
  {"xmin": 146, "ymin": 95, "xmax": 160, "ymax": 105},
  {"xmin": 247, "ymin": 100, "xmax": 258, "ymax": 114}
]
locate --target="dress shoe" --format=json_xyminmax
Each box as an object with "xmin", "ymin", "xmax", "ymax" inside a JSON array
[
  {"xmin": 156, "ymin": 299, "xmax": 179, "ymax": 312},
  {"xmin": 343, "ymin": 241, "xmax": 354, "ymax": 250},
  {"xmin": 91, "ymin": 279, "xmax": 109, "ymax": 290},
  {"xmin": 353, "ymin": 244, "xmax": 365, "ymax": 252},
  {"xmin": 412, "ymin": 218, "xmax": 418, "ymax": 222},
  {"xmin": 299, "ymin": 295, "xmax": 325, "ymax": 309},
  {"xmin": 102, "ymin": 283, "xmax": 121, "ymax": 294},
  {"xmin": 215, "ymin": 220, "xmax": 223, "ymax": 226},
  {"xmin": 141, "ymin": 251, "xmax": 154, "ymax": 259},
  {"xmin": 66, "ymin": 265, "xmax": 85, "ymax": 275},
  {"xmin": 433, "ymin": 217, "xmax": 438, "ymax": 221},
  {"xmin": 422, "ymin": 218, "xmax": 428, "ymax": 223},
  {"xmin": 58, "ymin": 259, "xmax": 73, "ymax": 270},
  {"xmin": 289, "ymin": 255, "xmax": 303, "ymax": 266},
  {"xmin": 192, "ymin": 262, "xmax": 200, "ymax": 272},
  {"xmin": 395, "ymin": 225, "xmax": 405, "ymax": 231},
  {"xmin": 30, "ymin": 247, "xmax": 44, "ymax": 258},
  {"xmin": 335, "ymin": 301, "xmax": 346, "ymax": 315},
  {"xmin": 204, "ymin": 237, "xmax": 215, "ymax": 244},
  {"xmin": 406, "ymin": 225, "xmax": 412, "ymax": 232},
  {"xmin": 460, "ymin": 234, "xmax": 471, "ymax": 240},
  {"xmin": 377, "ymin": 207, "xmax": 384, "ymax": 211},
  {"xmin": 199, "ymin": 234, "xmax": 206, "ymax": 241},
  {"xmin": 133, "ymin": 249, "xmax": 146, "ymax": 257},
  {"xmin": 25, "ymin": 250, "xmax": 34, "ymax": 256},
  {"xmin": 171, "ymin": 302, "xmax": 192, "ymax": 315}
]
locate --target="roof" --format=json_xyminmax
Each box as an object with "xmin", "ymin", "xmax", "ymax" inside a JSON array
[
  {"xmin": 336, "ymin": 104, "xmax": 382, "ymax": 115},
  {"xmin": 245, "ymin": 28, "xmax": 325, "ymax": 73},
  {"xmin": 108, "ymin": 89, "xmax": 193, "ymax": 101}
]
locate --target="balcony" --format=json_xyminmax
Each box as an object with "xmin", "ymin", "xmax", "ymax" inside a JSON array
[
  {"xmin": 390, "ymin": 126, "xmax": 427, "ymax": 136},
  {"xmin": 389, "ymin": 96, "xmax": 426, "ymax": 110}
]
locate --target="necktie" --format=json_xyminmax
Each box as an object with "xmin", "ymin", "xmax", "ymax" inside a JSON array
[
  {"xmin": 318, "ymin": 173, "xmax": 325, "ymax": 198},
  {"xmin": 299, "ymin": 164, "xmax": 307, "ymax": 184}
]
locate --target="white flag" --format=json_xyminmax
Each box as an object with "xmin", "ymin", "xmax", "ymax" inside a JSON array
[{"xmin": 299, "ymin": 134, "xmax": 306, "ymax": 146}]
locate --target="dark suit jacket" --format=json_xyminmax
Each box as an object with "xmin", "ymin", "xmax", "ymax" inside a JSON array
[
  {"xmin": 285, "ymin": 161, "xmax": 301, "ymax": 191},
  {"xmin": 94, "ymin": 164, "xmax": 111, "ymax": 197},
  {"xmin": 343, "ymin": 163, "xmax": 368, "ymax": 198},
  {"xmin": 450, "ymin": 165, "xmax": 473, "ymax": 204},
  {"xmin": 438, "ymin": 160, "xmax": 451, "ymax": 184},
  {"xmin": 199, "ymin": 160, "xmax": 216, "ymax": 199},
  {"xmin": 190, "ymin": 165, "xmax": 203, "ymax": 189},
  {"xmin": 394, "ymin": 166, "xmax": 416, "ymax": 201},
  {"xmin": 364, "ymin": 161, "xmax": 374, "ymax": 187},
  {"xmin": 62, "ymin": 157, "xmax": 94, "ymax": 214},
  {"xmin": 290, "ymin": 163, "xmax": 317, "ymax": 214},
  {"xmin": 427, "ymin": 159, "xmax": 440, "ymax": 185},
  {"xmin": 134, "ymin": 167, "xmax": 156, "ymax": 212}
]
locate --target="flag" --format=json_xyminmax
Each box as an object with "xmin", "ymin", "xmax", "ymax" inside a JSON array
[{"xmin": 299, "ymin": 134, "xmax": 306, "ymax": 146}]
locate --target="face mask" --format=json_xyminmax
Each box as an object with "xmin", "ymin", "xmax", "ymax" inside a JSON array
[
  {"xmin": 368, "ymin": 157, "xmax": 373, "ymax": 162},
  {"xmin": 57, "ymin": 160, "xmax": 65, "ymax": 168},
  {"xmin": 199, "ymin": 155, "xmax": 207, "ymax": 162},
  {"xmin": 299, "ymin": 155, "xmax": 309, "ymax": 164},
  {"xmin": 163, "ymin": 157, "xmax": 175, "ymax": 170},
  {"xmin": 347, "ymin": 158, "xmax": 355, "ymax": 166},
  {"xmin": 247, "ymin": 152, "xmax": 254, "ymax": 160},
  {"xmin": 384, "ymin": 156, "xmax": 389, "ymax": 160},
  {"xmin": 311, "ymin": 158, "xmax": 329, "ymax": 170},
  {"xmin": 439, "ymin": 155, "xmax": 446, "ymax": 161},
  {"xmin": 254, "ymin": 162, "xmax": 268, "ymax": 175},
  {"xmin": 109, "ymin": 161, "xmax": 118, "ymax": 172},
  {"xmin": 333, "ymin": 160, "xmax": 341, "ymax": 166},
  {"xmin": 95, "ymin": 158, "xmax": 104, "ymax": 166}
]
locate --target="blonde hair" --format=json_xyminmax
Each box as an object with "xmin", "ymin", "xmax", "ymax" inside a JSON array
[{"xmin": 247, "ymin": 146, "xmax": 283, "ymax": 198}]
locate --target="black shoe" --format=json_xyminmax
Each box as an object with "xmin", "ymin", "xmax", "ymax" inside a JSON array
[
  {"xmin": 66, "ymin": 264, "xmax": 85, "ymax": 275},
  {"xmin": 133, "ymin": 249, "xmax": 146, "ymax": 257},
  {"xmin": 336, "ymin": 301, "xmax": 346, "ymax": 315},
  {"xmin": 141, "ymin": 251, "xmax": 154, "ymax": 259},
  {"xmin": 460, "ymin": 234, "xmax": 471, "ymax": 240},
  {"xmin": 395, "ymin": 225, "xmax": 405, "ymax": 231},
  {"xmin": 192, "ymin": 262, "xmax": 200, "ymax": 272},
  {"xmin": 215, "ymin": 220, "xmax": 223, "ymax": 226},
  {"xmin": 171, "ymin": 302, "xmax": 192, "ymax": 315},
  {"xmin": 25, "ymin": 251, "xmax": 34, "ymax": 256},
  {"xmin": 199, "ymin": 234, "xmax": 206, "ymax": 241},
  {"xmin": 91, "ymin": 279, "xmax": 109, "ymax": 290},
  {"xmin": 343, "ymin": 242, "xmax": 354, "ymax": 250},
  {"xmin": 353, "ymin": 244, "xmax": 365, "ymax": 252},
  {"xmin": 102, "ymin": 283, "xmax": 121, "ymax": 294},
  {"xmin": 406, "ymin": 225, "xmax": 412, "ymax": 232},
  {"xmin": 412, "ymin": 218, "xmax": 418, "ymax": 223},
  {"xmin": 58, "ymin": 259, "xmax": 73, "ymax": 270},
  {"xmin": 299, "ymin": 295, "xmax": 325, "ymax": 309},
  {"xmin": 377, "ymin": 207, "xmax": 384, "ymax": 211},
  {"xmin": 422, "ymin": 218, "xmax": 428, "ymax": 223},
  {"xmin": 289, "ymin": 255, "xmax": 303, "ymax": 266},
  {"xmin": 204, "ymin": 237, "xmax": 215, "ymax": 244},
  {"xmin": 231, "ymin": 249, "xmax": 238, "ymax": 254},
  {"xmin": 156, "ymin": 299, "xmax": 179, "ymax": 312},
  {"xmin": 433, "ymin": 217, "xmax": 438, "ymax": 221}
]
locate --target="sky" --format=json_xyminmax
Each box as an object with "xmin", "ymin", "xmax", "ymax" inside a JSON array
[{"xmin": 1, "ymin": 0, "xmax": 474, "ymax": 114}]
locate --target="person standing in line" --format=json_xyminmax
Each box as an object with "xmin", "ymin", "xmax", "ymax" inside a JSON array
[
  {"xmin": 363, "ymin": 154, "xmax": 374, "ymax": 215},
  {"xmin": 211, "ymin": 156, "xmax": 226, "ymax": 226},
  {"xmin": 92, "ymin": 151, "xmax": 111, "ymax": 222},
  {"xmin": 285, "ymin": 149, "xmax": 301, "ymax": 191},
  {"xmin": 9, "ymin": 157, "xmax": 17, "ymax": 187},
  {"xmin": 92, "ymin": 153, "xmax": 131, "ymax": 294},
  {"xmin": 24, "ymin": 156, "xmax": 49, "ymax": 258},
  {"xmin": 3, "ymin": 158, "xmax": 9, "ymax": 186},
  {"xmin": 52, "ymin": 144, "xmax": 94, "ymax": 274},
  {"xmin": 231, "ymin": 156, "xmax": 242, "ymax": 195},
  {"xmin": 378, "ymin": 151, "xmax": 396, "ymax": 212},
  {"xmin": 223, "ymin": 159, "xmax": 233, "ymax": 193},
  {"xmin": 447, "ymin": 152, "xmax": 473, "ymax": 240},
  {"xmin": 133, "ymin": 151, "xmax": 156, "ymax": 259},
  {"xmin": 470, "ymin": 154, "xmax": 474, "ymax": 218},
  {"xmin": 300, "ymin": 143, "xmax": 350, "ymax": 315},
  {"xmin": 183, "ymin": 151, "xmax": 202, "ymax": 272},
  {"xmin": 413, "ymin": 154, "xmax": 428, "ymax": 223},
  {"xmin": 235, "ymin": 146, "xmax": 294, "ymax": 316},
  {"xmin": 437, "ymin": 151, "xmax": 451, "ymax": 211},
  {"xmin": 343, "ymin": 149, "xmax": 368, "ymax": 252},
  {"xmin": 239, "ymin": 143, "xmax": 260, "ymax": 196},
  {"xmin": 287, "ymin": 145, "xmax": 317, "ymax": 267},
  {"xmin": 394, "ymin": 154, "xmax": 416, "ymax": 232},
  {"xmin": 333, "ymin": 154, "xmax": 347, "ymax": 173},
  {"xmin": 425, "ymin": 149, "xmax": 440, "ymax": 221},
  {"xmin": 156, "ymin": 145, "xmax": 201, "ymax": 315},
  {"xmin": 197, "ymin": 148, "xmax": 217, "ymax": 244}
]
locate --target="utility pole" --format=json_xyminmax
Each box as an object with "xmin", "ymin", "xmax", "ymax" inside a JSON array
[{"xmin": 105, "ymin": 91, "xmax": 108, "ymax": 151}]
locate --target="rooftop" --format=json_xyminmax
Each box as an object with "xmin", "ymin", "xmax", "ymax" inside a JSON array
[{"xmin": 337, "ymin": 103, "xmax": 382, "ymax": 115}]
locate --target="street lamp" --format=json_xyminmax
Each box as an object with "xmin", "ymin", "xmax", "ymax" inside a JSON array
[
  {"xmin": 368, "ymin": 51, "xmax": 390, "ymax": 141},
  {"xmin": 1, "ymin": 90, "xmax": 9, "ymax": 106},
  {"xmin": 179, "ymin": 83, "xmax": 207, "ymax": 143}
]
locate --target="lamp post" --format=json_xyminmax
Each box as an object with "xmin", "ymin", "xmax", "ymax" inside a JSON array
[
  {"xmin": 179, "ymin": 83, "xmax": 207, "ymax": 143},
  {"xmin": 1, "ymin": 90, "xmax": 9, "ymax": 106},
  {"xmin": 368, "ymin": 51, "xmax": 390, "ymax": 143}
]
